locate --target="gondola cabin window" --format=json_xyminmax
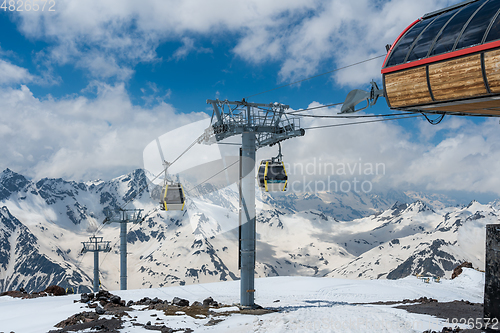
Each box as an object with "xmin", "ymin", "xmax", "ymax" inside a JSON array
[
  {"xmin": 166, "ymin": 186, "xmax": 183, "ymax": 204},
  {"xmin": 257, "ymin": 161, "xmax": 288, "ymax": 192}
]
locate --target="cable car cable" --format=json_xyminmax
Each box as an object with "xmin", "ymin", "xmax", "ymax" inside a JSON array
[
  {"xmin": 302, "ymin": 114, "xmax": 423, "ymax": 130},
  {"xmin": 113, "ymin": 112, "xmax": 419, "ymax": 220},
  {"xmin": 73, "ymin": 251, "xmax": 88, "ymax": 282},
  {"xmin": 290, "ymin": 111, "xmax": 417, "ymax": 119},
  {"xmin": 184, "ymin": 160, "xmax": 240, "ymax": 194},
  {"xmin": 290, "ymin": 103, "xmax": 496, "ymax": 119},
  {"xmin": 92, "ymin": 112, "xmax": 422, "ymax": 280},
  {"xmin": 256, "ymin": 102, "xmax": 414, "ymax": 118},
  {"xmin": 98, "ymin": 239, "xmax": 118, "ymax": 271},
  {"xmin": 92, "ymin": 136, "xmax": 202, "ymax": 238},
  {"xmin": 119, "ymin": 136, "xmax": 200, "ymax": 210},
  {"xmin": 244, "ymin": 54, "xmax": 386, "ymax": 99},
  {"xmin": 252, "ymin": 103, "xmax": 341, "ymax": 115},
  {"xmin": 167, "ymin": 137, "xmax": 201, "ymax": 170},
  {"xmin": 286, "ymin": 102, "xmax": 343, "ymax": 114},
  {"xmin": 284, "ymin": 102, "xmax": 413, "ymax": 117},
  {"xmin": 95, "ymin": 109, "xmax": 418, "ymax": 237}
]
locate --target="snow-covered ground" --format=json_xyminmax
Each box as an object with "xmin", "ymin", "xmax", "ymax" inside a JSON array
[{"xmin": 0, "ymin": 268, "xmax": 484, "ymax": 333}]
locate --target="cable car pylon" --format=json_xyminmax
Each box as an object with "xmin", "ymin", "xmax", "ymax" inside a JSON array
[
  {"xmin": 200, "ymin": 99, "xmax": 305, "ymax": 308},
  {"xmin": 81, "ymin": 236, "xmax": 111, "ymax": 292},
  {"xmin": 103, "ymin": 208, "xmax": 143, "ymax": 290}
]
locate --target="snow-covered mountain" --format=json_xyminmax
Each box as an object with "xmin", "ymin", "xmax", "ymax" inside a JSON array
[
  {"xmin": 325, "ymin": 200, "xmax": 497, "ymax": 279},
  {"xmin": 0, "ymin": 168, "xmax": 496, "ymax": 293},
  {"xmin": 0, "ymin": 168, "xmax": 155, "ymax": 293},
  {"xmin": 0, "ymin": 206, "xmax": 91, "ymax": 293}
]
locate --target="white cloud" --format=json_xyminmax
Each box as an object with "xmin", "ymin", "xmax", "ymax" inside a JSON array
[
  {"xmin": 396, "ymin": 119, "xmax": 500, "ymax": 194},
  {"xmin": 0, "ymin": 84, "xmax": 207, "ymax": 181},
  {"xmin": 13, "ymin": 0, "xmax": 317, "ymax": 80},
  {"xmin": 0, "ymin": 59, "xmax": 34, "ymax": 85},
  {"xmin": 243, "ymin": 0, "xmax": 453, "ymax": 85},
  {"xmin": 254, "ymin": 103, "xmax": 500, "ymax": 197},
  {"xmin": 140, "ymin": 82, "xmax": 172, "ymax": 106},
  {"xmin": 1, "ymin": 88, "xmax": 499, "ymax": 198},
  {"xmin": 12, "ymin": 0, "xmax": 455, "ymax": 86},
  {"xmin": 327, "ymin": 0, "xmax": 452, "ymax": 86},
  {"xmin": 172, "ymin": 37, "xmax": 196, "ymax": 60},
  {"xmin": 269, "ymin": 103, "xmax": 422, "ymax": 186},
  {"xmin": 171, "ymin": 37, "xmax": 212, "ymax": 61},
  {"xmin": 76, "ymin": 52, "xmax": 134, "ymax": 80},
  {"xmin": 416, "ymin": 115, "xmax": 471, "ymax": 142}
]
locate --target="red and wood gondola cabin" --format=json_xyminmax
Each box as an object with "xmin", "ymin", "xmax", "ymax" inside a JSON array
[{"xmin": 382, "ymin": 0, "xmax": 500, "ymax": 116}]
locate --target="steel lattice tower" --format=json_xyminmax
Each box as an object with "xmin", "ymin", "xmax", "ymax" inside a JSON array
[
  {"xmin": 201, "ymin": 99, "xmax": 305, "ymax": 308},
  {"xmin": 81, "ymin": 236, "xmax": 111, "ymax": 292}
]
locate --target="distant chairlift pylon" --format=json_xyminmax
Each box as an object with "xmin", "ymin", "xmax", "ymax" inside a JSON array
[{"xmin": 81, "ymin": 236, "xmax": 111, "ymax": 292}]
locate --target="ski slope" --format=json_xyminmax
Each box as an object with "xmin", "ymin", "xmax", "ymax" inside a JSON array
[{"xmin": 0, "ymin": 268, "xmax": 484, "ymax": 333}]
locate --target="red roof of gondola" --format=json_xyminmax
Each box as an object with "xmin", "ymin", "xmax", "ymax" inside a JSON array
[
  {"xmin": 382, "ymin": 0, "xmax": 500, "ymax": 74},
  {"xmin": 381, "ymin": 19, "xmax": 420, "ymax": 71},
  {"xmin": 382, "ymin": 39, "xmax": 500, "ymax": 74}
]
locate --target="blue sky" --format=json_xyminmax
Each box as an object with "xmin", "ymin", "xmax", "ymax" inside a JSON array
[
  {"xmin": 1, "ymin": 0, "xmax": 499, "ymax": 202},
  {"xmin": 0, "ymin": 6, "xmax": 362, "ymax": 113}
]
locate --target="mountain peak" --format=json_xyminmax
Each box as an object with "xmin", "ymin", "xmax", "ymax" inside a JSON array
[
  {"xmin": 390, "ymin": 201, "xmax": 408, "ymax": 215},
  {"xmin": 1, "ymin": 168, "xmax": 25, "ymax": 180},
  {"xmin": 466, "ymin": 200, "xmax": 479, "ymax": 209},
  {"xmin": 114, "ymin": 168, "xmax": 148, "ymax": 184},
  {"xmin": 0, "ymin": 168, "xmax": 30, "ymax": 201},
  {"xmin": 408, "ymin": 200, "xmax": 434, "ymax": 213}
]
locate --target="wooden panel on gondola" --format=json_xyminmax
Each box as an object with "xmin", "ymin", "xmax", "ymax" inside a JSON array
[
  {"xmin": 484, "ymin": 49, "xmax": 500, "ymax": 93},
  {"xmin": 384, "ymin": 66, "xmax": 432, "ymax": 108},
  {"xmin": 428, "ymin": 54, "xmax": 487, "ymax": 101}
]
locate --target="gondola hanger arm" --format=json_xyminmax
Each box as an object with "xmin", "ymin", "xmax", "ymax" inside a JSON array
[{"xmin": 340, "ymin": 81, "xmax": 385, "ymax": 114}]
